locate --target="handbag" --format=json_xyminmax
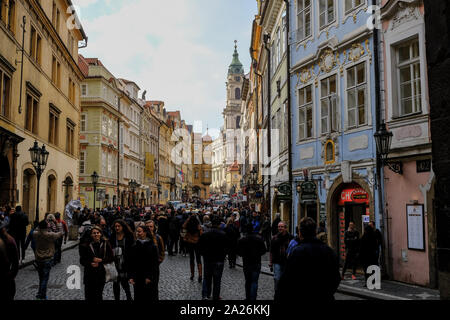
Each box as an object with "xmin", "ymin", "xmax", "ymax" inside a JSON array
[{"xmin": 90, "ymin": 242, "xmax": 118, "ymax": 283}]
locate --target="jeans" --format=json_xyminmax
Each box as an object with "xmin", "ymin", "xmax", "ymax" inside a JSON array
[
  {"xmin": 202, "ymin": 261, "xmax": 224, "ymax": 300},
  {"xmin": 36, "ymin": 260, "xmax": 53, "ymax": 299},
  {"xmin": 243, "ymin": 263, "xmax": 261, "ymax": 301},
  {"xmin": 273, "ymin": 263, "xmax": 285, "ymax": 293}
]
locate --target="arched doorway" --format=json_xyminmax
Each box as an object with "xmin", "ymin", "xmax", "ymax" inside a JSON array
[
  {"xmin": 47, "ymin": 174, "xmax": 57, "ymax": 213},
  {"xmin": 327, "ymin": 179, "xmax": 373, "ymax": 263},
  {"xmin": 23, "ymin": 168, "xmax": 36, "ymax": 223},
  {"xmin": 63, "ymin": 176, "xmax": 73, "ymax": 207},
  {"xmin": 0, "ymin": 156, "xmax": 11, "ymax": 206}
]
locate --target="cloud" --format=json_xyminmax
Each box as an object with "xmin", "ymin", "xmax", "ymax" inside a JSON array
[{"xmin": 73, "ymin": 0, "xmax": 255, "ymax": 131}]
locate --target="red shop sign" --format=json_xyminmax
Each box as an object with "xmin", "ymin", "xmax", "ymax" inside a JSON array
[{"xmin": 338, "ymin": 188, "xmax": 369, "ymax": 205}]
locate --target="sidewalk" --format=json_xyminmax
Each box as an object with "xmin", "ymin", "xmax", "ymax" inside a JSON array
[
  {"xmin": 235, "ymin": 253, "xmax": 440, "ymax": 300},
  {"xmin": 19, "ymin": 240, "xmax": 79, "ymax": 270}
]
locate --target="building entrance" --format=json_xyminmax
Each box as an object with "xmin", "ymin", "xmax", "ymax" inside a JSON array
[{"xmin": 335, "ymin": 183, "xmax": 370, "ymax": 262}]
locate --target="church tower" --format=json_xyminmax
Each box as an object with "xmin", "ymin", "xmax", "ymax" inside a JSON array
[{"xmin": 223, "ymin": 41, "xmax": 244, "ymax": 130}]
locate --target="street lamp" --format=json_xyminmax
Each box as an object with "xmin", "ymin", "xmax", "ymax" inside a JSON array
[
  {"xmin": 29, "ymin": 141, "xmax": 49, "ymax": 223},
  {"xmin": 91, "ymin": 171, "xmax": 99, "ymax": 211},
  {"xmin": 374, "ymin": 122, "xmax": 402, "ymax": 174}
]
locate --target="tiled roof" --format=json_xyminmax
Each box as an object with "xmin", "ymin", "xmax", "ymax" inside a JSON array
[{"xmin": 78, "ymin": 55, "xmax": 89, "ymax": 77}]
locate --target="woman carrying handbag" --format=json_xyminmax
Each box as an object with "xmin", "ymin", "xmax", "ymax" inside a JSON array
[{"xmin": 79, "ymin": 226, "xmax": 114, "ymax": 302}]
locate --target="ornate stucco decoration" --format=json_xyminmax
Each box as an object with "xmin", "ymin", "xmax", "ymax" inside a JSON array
[
  {"xmin": 365, "ymin": 39, "xmax": 372, "ymax": 64},
  {"xmin": 390, "ymin": 3, "xmax": 422, "ymax": 31},
  {"xmin": 319, "ymin": 49, "xmax": 337, "ymax": 73},
  {"xmin": 299, "ymin": 67, "xmax": 312, "ymax": 84},
  {"xmin": 347, "ymin": 43, "xmax": 365, "ymax": 63}
]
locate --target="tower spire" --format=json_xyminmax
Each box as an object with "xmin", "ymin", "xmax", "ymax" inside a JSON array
[{"xmin": 228, "ymin": 40, "xmax": 244, "ymax": 75}]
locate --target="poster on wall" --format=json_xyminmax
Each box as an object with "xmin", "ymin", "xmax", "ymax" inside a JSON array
[{"xmin": 406, "ymin": 204, "xmax": 425, "ymax": 251}]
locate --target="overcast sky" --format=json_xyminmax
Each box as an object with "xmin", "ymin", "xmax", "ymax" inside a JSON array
[{"xmin": 73, "ymin": 0, "xmax": 256, "ymax": 134}]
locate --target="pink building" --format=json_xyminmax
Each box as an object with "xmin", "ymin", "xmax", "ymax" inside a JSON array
[{"xmin": 380, "ymin": 0, "xmax": 437, "ymax": 287}]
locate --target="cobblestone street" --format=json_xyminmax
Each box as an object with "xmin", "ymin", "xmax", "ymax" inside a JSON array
[{"xmin": 14, "ymin": 246, "xmax": 361, "ymax": 300}]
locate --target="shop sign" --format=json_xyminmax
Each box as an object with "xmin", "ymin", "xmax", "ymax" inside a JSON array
[
  {"xmin": 85, "ymin": 187, "xmax": 93, "ymax": 192},
  {"xmin": 301, "ymin": 181, "xmax": 317, "ymax": 202},
  {"xmin": 277, "ymin": 183, "xmax": 292, "ymax": 200},
  {"xmin": 339, "ymin": 188, "xmax": 369, "ymax": 205}
]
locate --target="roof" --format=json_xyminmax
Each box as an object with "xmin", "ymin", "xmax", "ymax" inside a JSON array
[
  {"xmin": 78, "ymin": 55, "xmax": 89, "ymax": 77},
  {"xmin": 119, "ymin": 78, "xmax": 141, "ymax": 90},
  {"xmin": 228, "ymin": 41, "xmax": 244, "ymax": 75},
  {"xmin": 167, "ymin": 111, "xmax": 181, "ymax": 118}
]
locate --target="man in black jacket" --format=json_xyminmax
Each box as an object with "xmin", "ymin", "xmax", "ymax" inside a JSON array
[
  {"xmin": 198, "ymin": 215, "xmax": 229, "ymax": 300},
  {"xmin": 275, "ymin": 217, "xmax": 341, "ymax": 302},
  {"xmin": 237, "ymin": 223, "xmax": 266, "ymax": 301},
  {"xmin": 342, "ymin": 221, "xmax": 360, "ymax": 280},
  {"xmin": 8, "ymin": 206, "xmax": 29, "ymax": 263}
]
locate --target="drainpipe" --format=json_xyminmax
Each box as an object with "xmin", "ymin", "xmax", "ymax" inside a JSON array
[
  {"xmin": 263, "ymin": 34, "xmax": 272, "ymax": 223},
  {"xmin": 117, "ymin": 96, "xmax": 121, "ymax": 207},
  {"xmin": 284, "ymin": 0, "xmax": 293, "ymax": 234},
  {"xmin": 372, "ymin": 0, "xmax": 390, "ymax": 279}
]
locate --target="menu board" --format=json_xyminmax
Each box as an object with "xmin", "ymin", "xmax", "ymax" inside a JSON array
[{"xmin": 407, "ymin": 204, "xmax": 425, "ymax": 251}]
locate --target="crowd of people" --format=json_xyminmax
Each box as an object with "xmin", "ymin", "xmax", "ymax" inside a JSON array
[{"xmin": 0, "ymin": 201, "xmax": 382, "ymax": 302}]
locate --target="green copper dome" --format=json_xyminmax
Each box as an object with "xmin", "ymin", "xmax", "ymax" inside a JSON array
[{"xmin": 228, "ymin": 41, "xmax": 244, "ymax": 75}]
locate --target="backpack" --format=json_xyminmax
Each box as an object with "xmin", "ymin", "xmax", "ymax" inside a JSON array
[{"xmin": 286, "ymin": 238, "xmax": 301, "ymax": 258}]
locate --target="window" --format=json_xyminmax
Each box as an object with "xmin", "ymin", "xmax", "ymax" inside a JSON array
[
  {"xmin": 0, "ymin": 70, "xmax": 11, "ymax": 118},
  {"xmin": 81, "ymin": 84, "xmax": 87, "ymax": 96},
  {"xmin": 51, "ymin": 56, "xmax": 60, "ymax": 88},
  {"xmin": 298, "ymin": 85, "xmax": 313, "ymax": 140},
  {"xmin": 1, "ymin": 0, "xmax": 15, "ymax": 32},
  {"xmin": 48, "ymin": 105, "xmax": 60, "ymax": 145},
  {"xmin": 325, "ymin": 140, "xmax": 335, "ymax": 164},
  {"xmin": 276, "ymin": 27, "xmax": 281, "ymax": 66},
  {"xmin": 66, "ymin": 120, "xmax": 75, "ymax": 155},
  {"xmin": 204, "ymin": 171, "xmax": 209, "ymax": 178},
  {"xmin": 52, "ymin": 2, "xmax": 57, "ymax": 26},
  {"xmin": 25, "ymin": 93, "xmax": 39, "ymax": 134},
  {"xmin": 80, "ymin": 151, "xmax": 86, "ymax": 174},
  {"xmin": 297, "ymin": 0, "xmax": 312, "ymax": 42},
  {"xmin": 67, "ymin": 32, "xmax": 74, "ymax": 56},
  {"xmin": 102, "ymin": 115, "xmax": 108, "ymax": 136},
  {"xmin": 56, "ymin": 8, "xmax": 60, "ymax": 33},
  {"xmin": 397, "ymin": 39, "xmax": 422, "ymax": 116},
  {"xmin": 346, "ymin": 62, "xmax": 367, "ymax": 128},
  {"xmin": 235, "ymin": 88, "xmax": 241, "ymax": 100},
  {"xmin": 81, "ymin": 113, "xmax": 87, "ymax": 132},
  {"xmin": 345, "ymin": 0, "xmax": 363, "ymax": 13},
  {"xmin": 68, "ymin": 78, "xmax": 75, "ymax": 104},
  {"xmin": 107, "ymin": 152, "xmax": 112, "ymax": 174},
  {"xmin": 319, "ymin": 0, "xmax": 335, "ymax": 29},
  {"xmin": 195, "ymin": 171, "xmax": 199, "ymax": 179},
  {"xmin": 102, "ymin": 152, "xmax": 107, "ymax": 175},
  {"xmin": 321, "ymin": 75, "xmax": 338, "ymax": 134}
]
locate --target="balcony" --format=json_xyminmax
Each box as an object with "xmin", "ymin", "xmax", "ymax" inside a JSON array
[{"xmin": 202, "ymin": 176, "xmax": 212, "ymax": 186}]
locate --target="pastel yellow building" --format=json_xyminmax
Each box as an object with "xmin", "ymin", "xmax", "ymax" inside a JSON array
[{"xmin": 0, "ymin": 0, "xmax": 87, "ymax": 221}]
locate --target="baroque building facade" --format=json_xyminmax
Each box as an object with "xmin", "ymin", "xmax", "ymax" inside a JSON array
[{"xmin": 0, "ymin": 0, "xmax": 87, "ymax": 221}]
